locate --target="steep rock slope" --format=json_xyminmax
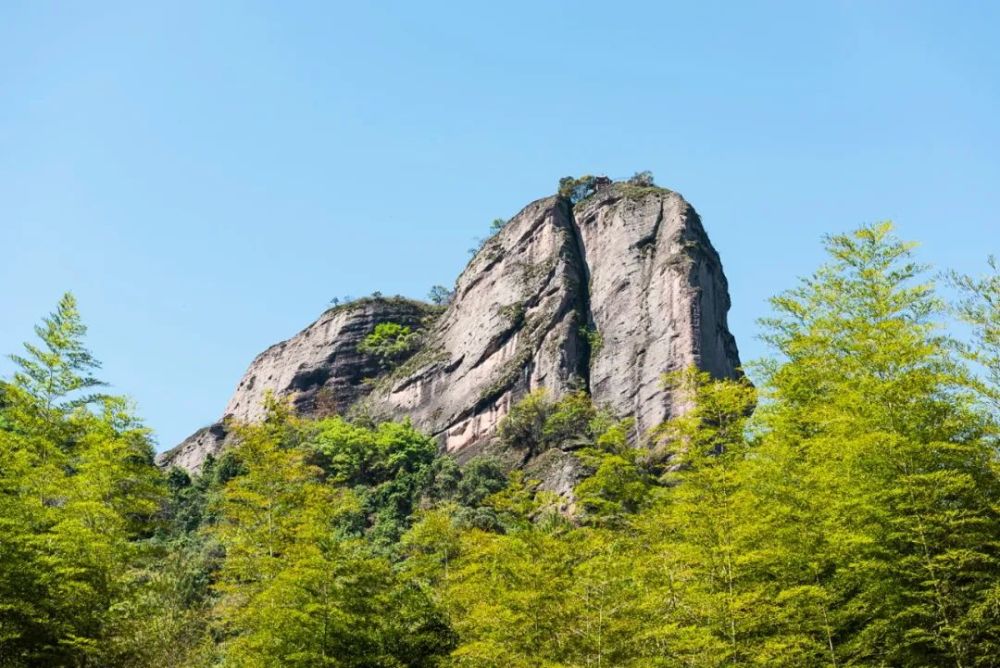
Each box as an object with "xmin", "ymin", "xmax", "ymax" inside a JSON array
[
  {"xmin": 160, "ymin": 298, "xmax": 434, "ymax": 471},
  {"xmin": 366, "ymin": 195, "xmax": 587, "ymax": 456},
  {"xmin": 159, "ymin": 181, "xmax": 741, "ymax": 471},
  {"xmin": 574, "ymin": 183, "xmax": 741, "ymax": 437}
]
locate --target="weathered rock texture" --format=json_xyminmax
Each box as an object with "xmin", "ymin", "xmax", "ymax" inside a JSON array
[
  {"xmin": 158, "ymin": 181, "xmax": 741, "ymax": 471},
  {"xmin": 160, "ymin": 298, "xmax": 435, "ymax": 471},
  {"xmin": 574, "ymin": 184, "xmax": 741, "ymax": 438},
  {"xmin": 365, "ymin": 195, "xmax": 587, "ymax": 457}
]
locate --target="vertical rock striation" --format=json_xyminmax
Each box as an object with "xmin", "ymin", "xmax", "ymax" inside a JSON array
[
  {"xmin": 365, "ymin": 195, "xmax": 588, "ymax": 457},
  {"xmin": 573, "ymin": 182, "xmax": 741, "ymax": 437},
  {"xmin": 158, "ymin": 180, "xmax": 741, "ymax": 472}
]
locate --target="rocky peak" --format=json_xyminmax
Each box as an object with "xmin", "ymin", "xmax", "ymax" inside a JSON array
[{"xmin": 158, "ymin": 179, "xmax": 741, "ymax": 472}]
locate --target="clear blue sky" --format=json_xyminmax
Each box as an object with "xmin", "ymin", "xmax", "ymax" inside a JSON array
[{"xmin": 2, "ymin": 1, "xmax": 997, "ymax": 451}]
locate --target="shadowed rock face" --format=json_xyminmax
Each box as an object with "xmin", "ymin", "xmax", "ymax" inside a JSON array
[
  {"xmin": 158, "ymin": 182, "xmax": 741, "ymax": 472},
  {"xmin": 223, "ymin": 298, "xmax": 433, "ymax": 425},
  {"xmin": 158, "ymin": 299, "xmax": 435, "ymax": 471}
]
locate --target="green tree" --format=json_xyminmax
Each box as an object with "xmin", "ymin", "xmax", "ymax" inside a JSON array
[
  {"xmin": 0, "ymin": 296, "xmax": 168, "ymax": 667},
  {"xmin": 948, "ymin": 256, "xmax": 1000, "ymax": 410},
  {"xmin": 306, "ymin": 415, "xmax": 439, "ymax": 546},
  {"xmin": 358, "ymin": 321, "xmax": 418, "ymax": 368},
  {"xmin": 634, "ymin": 370, "xmax": 765, "ymax": 667},
  {"xmin": 574, "ymin": 415, "xmax": 652, "ymax": 526},
  {"xmin": 427, "ymin": 284, "xmax": 454, "ymax": 306},
  {"xmin": 211, "ymin": 405, "xmax": 452, "ymax": 666},
  {"xmin": 557, "ymin": 174, "xmax": 598, "ymax": 203},
  {"xmin": 754, "ymin": 223, "xmax": 1000, "ymax": 666},
  {"xmin": 498, "ymin": 389, "xmax": 610, "ymax": 461},
  {"xmin": 414, "ymin": 501, "xmax": 644, "ymax": 666},
  {"xmin": 9, "ymin": 292, "xmax": 106, "ymax": 413}
]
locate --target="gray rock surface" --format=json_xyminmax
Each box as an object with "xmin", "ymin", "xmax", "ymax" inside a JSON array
[
  {"xmin": 157, "ymin": 298, "xmax": 435, "ymax": 470},
  {"xmin": 223, "ymin": 298, "xmax": 433, "ymax": 424},
  {"xmin": 574, "ymin": 183, "xmax": 741, "ymax": 438},
  {"xmin": 161, "ymin": 423, "xmax": 228, "ymax": 473},
  {"xmin": 158, "ymin": 181, "xmax": 741, "ymax": 472},
  {"xmin": 365, "ymin": 195, "xmax": 587, "ymax": 457}
]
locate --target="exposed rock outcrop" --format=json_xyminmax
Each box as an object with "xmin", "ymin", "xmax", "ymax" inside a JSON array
[
  {"xmin": 365, "ymin": 195, "xmax": 587, "ymax": 457},
  {"xmin": 574, "ymin": 183, "xmax": 741, "ymax": 437},
  {"xmin": 224, "ymin": 297, "xmax": 434, "ymax": 425},
  {"xmin": 160, "ymin": 298, "xmax": 436, "ymax": 471},
  {"xmin": 158, "ymin": 180, "xmax": 741, "ymax": 472}
]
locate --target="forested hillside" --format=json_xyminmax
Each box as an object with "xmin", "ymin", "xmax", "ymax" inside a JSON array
[{"xmin": 2, "ymin": 223, "xmax": 998, "ymax": 667}]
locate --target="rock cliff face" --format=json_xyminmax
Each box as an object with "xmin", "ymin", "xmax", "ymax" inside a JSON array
[
  {"xmin": 574, "ymin": 185, "xmax": 741, "ymax": 438},
  {"xmin": 365, "ymin": 195, "xmax": 587, "ymax": 457},
  {"xmin": 161, "ymin": 299, "xmax": 435, "ymax": 472},
  {"xmin": 158, "ymin": 181, "xmax": 741, "ymax": 472}
]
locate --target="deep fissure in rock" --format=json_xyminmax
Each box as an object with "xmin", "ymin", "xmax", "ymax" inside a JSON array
[{"xmin": 562, "ymin": 196, "xmax": 596, "ymax": 395}]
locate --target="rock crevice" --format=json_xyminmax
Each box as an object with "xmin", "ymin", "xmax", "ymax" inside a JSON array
[{"xmin": 159, "ymin": 181, "xmax": 741, "ymax": 472}]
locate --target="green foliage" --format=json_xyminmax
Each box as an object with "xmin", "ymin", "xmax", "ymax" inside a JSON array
[
  {"xmin": 579, "ymin": 323, "xmax": 603, "ymax": 355},
  {"xmin": 427, "ymin": 284, "xmax": 454, "ymax": 306},
  {"xmin": 209, "ymin": 406, "xmax": 453, "ymax": 667},
  {"xmin": 468, "ymin": 216, "xmax": 511, "ymax": 257},
  {"xmin": 357, "ymin": 321, "xmax": 418, "ymax": 368},
  {"xmin": 747, "ymin": 223, "xmax": 1000, "ymax": 666},
  {"xmin": 627, "ymin": 169, "xmax": 655, "ymax": 187},
  {"xmin": 496, "ymin": 389, "xmax": 551, "ymax": 457},
  {"xmin": 4, "ymin": 223, "xmax": 1000, "ymax": 666},
  {"xmin": 404, "ymin": 487, "xmax": 643, "ymax": 666},
  {"xmin": 497, "ymin": 301, "xmax": 526, "ymax": 327},
  {"xmin": 0, "ymin": 297, "xmax": 172, "ymax": 667},
  {"xmin": 497, "ymin": 389, "xmax": 623, "ymax": 458},
  {"xmin": 306, "ymin": 416, "xmax": 439, "ymax": 546},
  {"xmin": 574, "ymin": 419, "xmax": 652, "ymax": 526},
  {"xmin": 557, "ymin": 174, "xmax": 598, "ymax": 203},
  {"xmin": 9, "ymin": 292, "xmax": 106, "ymax": 412},
  {"xmin": 948, "ymin": 255, "xmax": 1000, "ymax": 410},
  {"xmin": 636, "ymin": 370, "xmax": 762, "ymax": 665}
]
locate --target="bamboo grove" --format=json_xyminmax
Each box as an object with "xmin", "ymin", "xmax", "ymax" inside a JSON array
[{"xmin": 1, "ymin": 223, "xmax": 998, "ymax": 667}]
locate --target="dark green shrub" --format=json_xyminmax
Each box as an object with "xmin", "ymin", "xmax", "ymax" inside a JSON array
[
  {"xmin": 557, "ymin": 174, "xmax": 598, "ymax": 203},
  {"xmin": 627, "ymin": 170, "xmax": 655, "ymax": 187}
]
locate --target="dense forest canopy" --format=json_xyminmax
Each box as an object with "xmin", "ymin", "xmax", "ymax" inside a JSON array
[{"xmin": 1, "ymin": 223, "xmax": 998, "ymax": 667}]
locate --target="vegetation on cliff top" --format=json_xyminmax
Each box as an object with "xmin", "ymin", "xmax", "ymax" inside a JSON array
[{"xmin": 558, "ymin": 171, "xmax": 672, "ymax": 204}]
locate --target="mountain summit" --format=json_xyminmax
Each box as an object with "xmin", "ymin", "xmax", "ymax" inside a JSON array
[{"xmin": 160, "ymin": 178, "xmax": 741, "ymax": 472}]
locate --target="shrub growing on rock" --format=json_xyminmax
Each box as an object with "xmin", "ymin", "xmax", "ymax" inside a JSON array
[
  {"xmin": 358, "ymin": 322, "xmax": 418, "ymax": 368},
  {"xmin": 558, "ymin": 175, "xmax": 599, "ymax": 203},
  {"xmin": 626, "ymin": 170, "xmax": 655, "ymax": 187}
]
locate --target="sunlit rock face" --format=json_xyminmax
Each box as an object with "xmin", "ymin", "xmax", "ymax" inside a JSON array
[
  {"xmin": 159, "ymin": 181, "xmax": 741, "ymax": 473},
  {"xmin": 572, "ymin": 183, "xmax": 741, "ymax": 438}
]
